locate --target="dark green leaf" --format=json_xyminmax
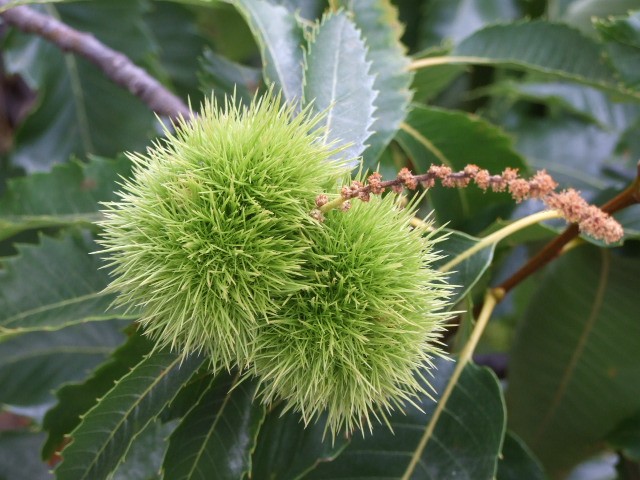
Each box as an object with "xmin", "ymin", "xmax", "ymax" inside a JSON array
[
  {"xmin": 512, "ymin": 115, "xmax": 619, "ymax": 193},
  {"xmin": 55, "ymin": 352, "xmax": 204, "ymax": 480},
  {"xmin": 507, "ymin": 247, "xmax": 640, "ymax": 475},
  {"xmin": 163, "ymin": 375, "xmax": 265, "ymax": 480},
  {"xmin": 198, "ymin": 48, "xmax": 262, "ymax": 103},
  {"xmin": 234, "ymin": 0, "xmax": 304, "ymax": 103},
  {"xmin": 343, "ymin": 0, "xmax": 414, "ymax": 168},
  {"xmin": 303, "ymin": 11, "xmax": 377, "ymax": 162},
  {"xmin": 395, "ymin": 104, "xmax": 526, "ymax": 228},
  {"xmin": 251, "ymin": 406, "xmax": 349, "ymax": 479},
  {"xmin": 307, "ymin": 360, "xmax": 506, "ymax": 479},
  {"xmin": 418, "ymin": 0, "xmax": 520, "ymax": 49},
  {"xmin": 411, "ymin": 47, "xmax": 466, "ymax": 103},
  {"xmin": 450, "ymin": 21, "xmax": 635, "ymax": 98},
  {"xmin": 0, "ymin": 156, "xmax": 131, "ymax": 241},
  {"xmin": 497, "ymin": 431, "xmax": 547, "ymax": 480},
  {"xmin": 111, "ymin": 420, "xmax": 177, "ymax": 480},
  {"xmin": 435, "ymin": 230, "xmax": 494, "ymax": 307},
  {"xmin": 560, "ymin": 0, "xmax": 640, "ymax": 35},
  {"xmin": 0, "ymin": 319, "xmax": 126, "ymax": 406},
  {"xmin": 595, "ymin": 11, "xmax": 640, "ymax": 88},
  {"xmin": 144, "ymin": 1, "xmax": 208, "ymax": 104},
  {"xmin": 0, "ymin": 431, "xmax": 51, "ymax": 480},
  {"xmin": 493, "ymin": 81, "xmax": 640, "ymax": 132},
  {"xmin": 0, "ymin": 232, "xmax": 129, "ymax": 337},
  {"xmin": 4, "ymin": 1, "xmax": 157, "ymax": 172},
  {"xmin": 42, "ymin": 330, "xmax": 153, "ymax": 460},
  {"xmin": 606, "ymin": 411, "xmax": 640, "ymax": 462}
]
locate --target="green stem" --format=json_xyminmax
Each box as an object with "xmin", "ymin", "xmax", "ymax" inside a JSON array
[
  {"xmin": 439, "ymin": 209, "xmax": 563, "ymax": 273},
  {"xmin": 319, "ymin": 195, "xmax": 347, "ymax": 213},
  {"xmin": 401, "ymin": 289, "xmax": 500, "ymax": 480}
]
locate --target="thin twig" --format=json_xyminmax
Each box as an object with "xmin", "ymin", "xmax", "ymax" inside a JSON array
[{"xmin": 0, "ymin": 1, "xmax": 191, "ymax": 120}]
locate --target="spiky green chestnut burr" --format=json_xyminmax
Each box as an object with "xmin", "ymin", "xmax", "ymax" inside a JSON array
[
  {"xmin": 98, "ymin": 94, "xmax": 350, "ymax": 370},
  {"xmin": 250, "ymin": 194, "xmax": 451, "ymax": 437}
]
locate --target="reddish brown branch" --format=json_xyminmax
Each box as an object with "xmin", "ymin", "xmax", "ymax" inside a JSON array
[
  {"xmin": 497, "ymin": 162, "xmax": 640, "ymax": 295},
  {"xmin": 0, "ymin": 1, "xmax": 190, "ymax": 120}
]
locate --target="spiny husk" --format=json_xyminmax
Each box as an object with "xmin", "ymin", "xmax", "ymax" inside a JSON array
[
  {"xmin": 98, "ymin": 93, "xmax": 351, "ymax": 370},
  {"xmin": 250, "ymin": 194, "xmax": 451, "ymax": 437}
]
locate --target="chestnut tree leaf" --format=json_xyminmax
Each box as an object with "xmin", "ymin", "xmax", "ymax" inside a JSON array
[
  {"xmin": 342, "ymin": 0, "xmax": 414, "ymax": 168},
  {"xmin": 0, "ymin": 232, "xmax": 131, "ymax": 338},
  {"xmin": 507, "ymin": 246, "xmax": 640, "ymax": 475},
  {"xmin": 303, "ymin": 11, "xmax": 377, "ymax": 162},
  {"xmin": 306, "ymin": 359, "xmax": 506, "ymax": 479},
  {"xmin": 234, "ymin": 0, "xmax": 305, "ymax": 103},
  {"xmin": 0, "ymin": 156, "xmax": 131, "ymax": 241},
  {"xmin": 55, "ymin": 351, "xmax": 204, "ymax": 480},
  {"xmin": 162, "ymin": 375, "xmax": 265, "ymax": 480}
]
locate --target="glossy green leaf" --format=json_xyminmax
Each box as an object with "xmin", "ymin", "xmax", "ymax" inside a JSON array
[
  {"xmin": 0, "ymin": 319, "xmax": 126, "ymax": 406},
  {"xmin": 4, "ymin": 0, "xmax": 157, "ymax": 172},
  {"xmin": 450, "ymin": 21, "xmax": 636, "ymax": 98},
  {"xmin": 303, "ymin": 11, "xmax": 377, "ymax": 162},
  {"xmin": 418, "ymin": 0, "xmax": 520, "ymax": 48},
  {"xmin": 42, "ymin": 330, "xmax": 153, "ymax": 460},
  {"xmin": 434, "ymin": 230, "xmax": 494, "ymax": 307},
  {"xmin": 497, "ymin": 431, "xmax": 546, "ymax": 480},
  {"xmin": 507, "ymin": 246, "xmax": 640, "ymax": 475},
  {"xmin": 251, "ymin": 406, "xmax": 349, "ymax": 479},
  {"xmin": 395, "ymin": 104, "xmax": 526, "ymax": 228},
  {"xmin": 0, "ymin": 431, "xmax": 51, "ymax": 480},
  {"xmin": 163, "ymin": 375, "xmax": 265, "ymax": 480},
  {"xmin": 343, "ymin": 0, "xmax": 414, "ymax": 168},
  {"xmin": 55, "ymin": 352, "xmax": 204, "ymax": 480},
  {"xmin": 306, "ymin": 359, "xmax": 505, "ymax": 479},
  {"xmin": 0, "ymin": 232, "xmax": 129, "ymax": 337},
  {"xmin": 0, "ymin": 156, "xmax": 131, "ymax": 241},
  {"xmin": 234, "ymin": 0, "xmax": 304, "ymax": 103},
  {"xmin": 111, "ymin": 420, "xmax": 177, "ymax": 480}
]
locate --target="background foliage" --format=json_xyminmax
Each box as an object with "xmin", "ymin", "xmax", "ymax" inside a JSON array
[{"xmin": 1, "ymin": 0, "xmax": 640, "ymax": 479}]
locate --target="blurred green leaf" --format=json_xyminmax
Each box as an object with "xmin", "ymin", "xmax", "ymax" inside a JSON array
[
  {"xmin": 507, "ymin": 246, "xmax": 640, "ymax": 475},
  {"xmin": 0, "ymin": 319, "xmax": 126, "ymax": 406},
  {"xmin": 234, "ymin": 0, "xmax": 304, "ymax": 103},
  {"xmin": 343, "ymin": 0, "xmax": 414, "ymax": 169},
  {"xmin": 492, "ymin": 81, "xmax": 640, "ymax": 132},
  {"xmin": 595, "ymin": 11, "xmax": 640, "ymax": 88},
  {"xmin": 163, "ymin": 375, "xmax": 265, "ymax": 480},
  {"xmin": 512, "ymin": 115, "xmax": 619, "ymax": 192},
  {"xmin": 307, "ymin": 360, "xmax": 506, "ymax": 479},
  {"xmin": 303, "ymin": 11, "xmax": 377, "ymax": 162},
  {"xmin": 0, "ymin": 431, "xmax": 51, "ymax": 480},
  {"xmin": 395, "ymin": 104, "xmax": 526, "ymax": 228},
  {"xmin": 0, "ymin": 232, "xmax": 130, "ymax": 337},
  {"xmin": 42, "ymin": 330, "xmax": 153, "ymax": 460},
  {"xmin": 561, "ymin": 0, "xmax": 640, "ymax": 35},
  {"xmin": 449, "ymin": 21, "xmax": 637, "ymax": 98},
  {"xmin": 198, "ymin": 48, "xmax": 262, "ymax": 103},
  {"xmin": 55, "ymin": 352, "xmax": 204, "ymax": 480},
  {"xmin": 251, "ymin": 405, "xmax": 349, "ymax": 479},
  {"xmin": 418, "ymin": 0, "xmax": 520, "ymax": 49},
  {"xmin": 497, "ymin": 431, "xmax": 547, "ymax": 480},
  {"xmin": 0, "ymin": 156, "xmax": 131, "ymax": 241},
  {"xmin": 606, "ymin": 411, "xmax": 640, "ymax": 462},
  {"xmin": 4, "ymin": 0, "xmax": 157, "ymax": 172},
  {"xmin": 144, "ymin": 1, "xmax": 209, "ymax": 104},
  {"xmin": 411, "ymin": 47, "xmax": 466, "ymax": 103}
]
